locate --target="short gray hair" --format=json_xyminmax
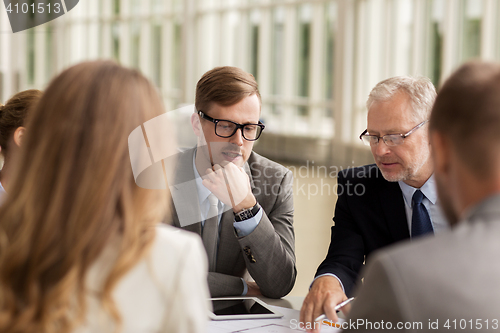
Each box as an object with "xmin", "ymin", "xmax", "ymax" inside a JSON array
[{"xmin": 366, "ymin": 76, "xmax": 437, "ymax": 123}]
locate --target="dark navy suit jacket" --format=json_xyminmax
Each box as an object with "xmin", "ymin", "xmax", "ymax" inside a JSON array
[{"xmin": 315, "ymin": 164, "xmax": 410, "ymax": 296}]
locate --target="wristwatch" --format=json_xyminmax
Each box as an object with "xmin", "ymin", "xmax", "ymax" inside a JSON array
[{"xmin": 234, "ymin": 202, "xmax": 261, "ymax": 222}]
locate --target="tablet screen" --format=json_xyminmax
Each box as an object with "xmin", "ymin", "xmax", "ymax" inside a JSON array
[{"xmin": 212, "ymin": 299, "xmax": 274, "ymax": 315}]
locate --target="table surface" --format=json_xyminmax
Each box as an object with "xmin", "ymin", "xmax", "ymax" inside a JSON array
[{"xmin": 258, "ymin": 296, "xmax": 305, "ymax": 310}]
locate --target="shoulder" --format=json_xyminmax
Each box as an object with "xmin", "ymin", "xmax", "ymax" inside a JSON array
[
  {"xmin": 153, "ymin": 224, "xmax": 202, "ymax": 251},
  {"xmin": 368, "ymin": 226, "xmax": 469, "ymax": 285},
  {"xmin": 338, "ymin": 164, "xmax": 381, "ymax": 181},
  {"xmin": 150, "ymin": 224, "xmax": 206, "ymax": 268}
]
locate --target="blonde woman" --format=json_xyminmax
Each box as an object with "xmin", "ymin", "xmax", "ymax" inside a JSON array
[
  {"xmin": 0, "ymin": 61, "xmax": 209, "ymax": 333},
  {"xmin": 0, "ymin": 89, "xmax": 42, "ymax": 201}
]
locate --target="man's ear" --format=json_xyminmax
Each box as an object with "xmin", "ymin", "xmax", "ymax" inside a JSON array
[
  {"xmin": 13, "ymin": 126, "xmax": 26, "ymax": 147},
  {"xmin": 430, "ymin": 131, "xmax": 450, "ymax": 176},
  {"xmin": 191, "ymin": 113, "xmax": 202, "ymax": 137}
]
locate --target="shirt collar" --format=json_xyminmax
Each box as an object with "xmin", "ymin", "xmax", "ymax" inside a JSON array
[
  {"xmin": 193, "ymin": 151, "xmax": 212, "ymax": 205},
  {"xmin": 398, "ymin": 174, "xmax": 438, "ymax": 207}
]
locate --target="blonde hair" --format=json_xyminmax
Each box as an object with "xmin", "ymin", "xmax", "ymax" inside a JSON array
[{"xmin": 0, "ymin": 61, "xmax": 167, "ymax": 333}]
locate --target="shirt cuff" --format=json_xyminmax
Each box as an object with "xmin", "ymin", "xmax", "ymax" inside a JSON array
[
  {"xmin": 311, "ymin": 273, "xmax": 345, "ymax": 294},
  {"xmin": 241, "ymin": 278, "xmax": 248, "ymax": 296},
  {"xmin": 233, "ymin": 208, "xmax": 263, "ymax": 237}
]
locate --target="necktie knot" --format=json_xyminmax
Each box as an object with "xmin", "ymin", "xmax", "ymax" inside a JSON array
[
  {"xmin": 207, "ymin": 193, "xmax": 218, "ymax": 207},
  {"xmin": 412, "ymin": 189, "xmax": 424, "ymax": 205}
]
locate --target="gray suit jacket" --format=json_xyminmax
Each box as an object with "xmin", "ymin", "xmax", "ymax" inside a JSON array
[
  {"xmin": 165, "ymin": 147, "xmax": 296, "ymax": 298},
  {"xmin": 345, "ymin": 194, "xmax": 500, "ymax": 332}
]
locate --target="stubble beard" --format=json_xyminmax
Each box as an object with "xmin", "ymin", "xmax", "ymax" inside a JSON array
[{"xmin": 379, "ymin": 151, "xmax": 430, "ymax": 184}]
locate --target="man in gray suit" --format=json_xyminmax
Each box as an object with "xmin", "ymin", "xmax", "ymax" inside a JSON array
[
  {"xmin": 167, "ymin": 66, "xmax": 296, "ymax": 298},
  {"xmin": 342, "ymin": 62, "xmax": 500, "ymax": 332}
]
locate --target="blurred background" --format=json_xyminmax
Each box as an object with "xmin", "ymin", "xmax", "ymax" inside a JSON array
[{"xmin": 1, "ymin": 0, "xmax": 500, "ymax": 296}]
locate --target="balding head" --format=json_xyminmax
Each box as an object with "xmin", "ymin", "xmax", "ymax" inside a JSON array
[
  {"xmin": 430, "ymin": 61, "xmax": 500, "ymax": 226},
  {"xmin": 430, "ymin": 62, "xmax": 500, "ymax": 180}
]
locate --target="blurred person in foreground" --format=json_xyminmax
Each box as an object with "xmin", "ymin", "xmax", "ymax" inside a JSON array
[
  {"xmin": 166, "ymin": 66, "xmax": 295, "ymax": 298},
  {"xmin": 0, "ymin": 89, "xmax": 42, "ymax": 201},
  {"xmin": 301, "ymin": 76, "xmax": 448, "ymax": 331},
  {"xmin": 0, "ymin": 61, "xmax": 209, "ymax": 333},
  {"xmin": 345, "ymin": 61, "xmax": 500, "ymax": 331}
]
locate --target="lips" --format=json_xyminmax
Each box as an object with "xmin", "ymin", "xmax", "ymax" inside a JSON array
[
  {"xmin": 379, "ymin": 162, "xmax": 399, "ymax": 168},
  {"xmin": 222, "ymin": 151, "xmax": 242, "ymax": 160}
]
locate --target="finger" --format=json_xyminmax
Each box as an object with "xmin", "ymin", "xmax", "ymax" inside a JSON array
[
  {"xmin": 300, "ymin": 295, "xmax": 317, "ymax": 332},
  {"xmin": 323, "ymin": 296, "xmax": 339, "ymax": 323},
  {"xmin": 201, "ymin": 179, "xmax": 214, "ymax": 191},
  {"xmin": 341, "ymin": 302, "xmax": 352, "ymax": 316}
]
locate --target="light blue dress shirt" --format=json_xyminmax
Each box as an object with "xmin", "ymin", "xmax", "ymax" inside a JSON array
[
  {"xmin": 398, "ymin": 175, "xmax": 449, "ymax": 236},
  {"xmin": 192, "ymin": 153, "xmax": 262, "ymax": 295}
]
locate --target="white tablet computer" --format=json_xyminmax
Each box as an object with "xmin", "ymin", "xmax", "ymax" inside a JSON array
[{"xmin": 209, "ymin": 297, "xmax": 284, "ymax": 320}]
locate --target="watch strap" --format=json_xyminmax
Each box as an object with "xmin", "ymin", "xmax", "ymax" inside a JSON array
[{"xmin": 234, "ymin": 202, "xmax": 261, "ymax": 222}]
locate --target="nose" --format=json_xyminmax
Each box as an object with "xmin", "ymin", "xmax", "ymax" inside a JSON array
[
  {"xmin": 373, "ymin": 139, "xmax": 391, "ymax": 157},
  {"xmin": 229, "ymin": 128, "xmax": 244, "ymax": 146}
]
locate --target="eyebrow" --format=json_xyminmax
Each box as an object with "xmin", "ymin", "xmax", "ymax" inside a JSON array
[{"xmin": 367, "ymin": 128, "xmax": 403, "ymax": 135}]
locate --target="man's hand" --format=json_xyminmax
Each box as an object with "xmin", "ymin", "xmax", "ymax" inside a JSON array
[
  {"xmin": 246, "ymin": 281, "xmax": 262, "ymax": 296},
  {"xmin": 202, "ymin": 162, "xmax": 256, "ymax": 212},
  {"xmin": 300, "ymin": 275, "xmax": 348, "ymax": 333}
]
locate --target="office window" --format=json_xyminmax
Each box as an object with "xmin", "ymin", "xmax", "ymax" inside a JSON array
[
  {"xmin": 393, "ymin": 0, "xmax": 413, "ymax": 75},
  {"xmin": 112, "ymin": 22, "xmax": 120, "ymax": 62},
  {"xmin": 27, "ymin": 30, "xmax": 35, "ymax": 85},
  {"xmin": 151, "ymin": 23, "xmax": 162, "ymax": 87},
  {"xmin": 172, "ymin": 22, "xmax": 182, "ymax": 90},
  {"xmin": 428, "ymin": 0, "xmax": 444, "ymax": 87},
  {"xmin": 250, "ymin": 9, "xmax": 260, "ymax": 82},
  {"xmin": 297, "ymin": 4, "xmax": 312, "ymax": 116},
  {"xmin": 271, "ymin": 7, "xmax": 285, "ymax": 96},
  {"xmin": 131, "ymin": 22, "xmax": 141, "ymax": 69},
  {"xmin": 45, "ymin": 25, "xmax": 54, "ymax": 82},
  {"xmin": 113, "ymin": 0, "xmax": 120, "ymax": 15},
  {"xmin": 324, "ymin": 1, "xmax": 336, "ymax": 104},
  {"xmin": 151, "ymin": 0, "xmax": 163, "ymax": 13},
  {"xmin": 461, "ymin": 0, "xmax": 482, "ymax": 61},
  {"xmin": 497, "ymin": 4, "xmax": 500, "ymax": 59},
  {"xmin": 271, "ymin": 6, "xmax": 285, "ymax": 116}
]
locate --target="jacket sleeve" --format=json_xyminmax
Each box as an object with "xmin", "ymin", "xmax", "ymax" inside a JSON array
[
  {"xmin": 235, "ymin": 169, "xmax": 296, "ymax": 298},
  {"xmin": 315, "ymin": 172, "xmax": 366, "ymax": 296}
]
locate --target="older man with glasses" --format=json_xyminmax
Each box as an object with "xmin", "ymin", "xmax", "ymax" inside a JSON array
[
  {"xmin": 300, "ymin": 76, "xmax": 448, "ymax": 331},
  {"xmin": 165, "ymin": 66, "xmax": 296, "ymax": 299}
]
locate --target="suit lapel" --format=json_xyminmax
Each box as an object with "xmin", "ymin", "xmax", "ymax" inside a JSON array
[
  {"xmin": 167, "ymin": 148, "xmax": 203, "ymax": 233},
  {"xmin": 379, "ymin": 179, "xmax": 410, "ymax": 241}
]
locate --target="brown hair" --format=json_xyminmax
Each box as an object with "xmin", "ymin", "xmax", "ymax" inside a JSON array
[
  {"xmin": 0, "ymin": 89, "xmax": 42, "ymax": 157},
  {"xmin": 0, "ymin": 61, "xmax": 167, "ymax": 333},
  {"xmin": 195, "ymin": 66, "xmax": 261, "ymax": 114},
  {"xmin": 429, "ymin": 61, "xmax": 500, "ymax": 179}
]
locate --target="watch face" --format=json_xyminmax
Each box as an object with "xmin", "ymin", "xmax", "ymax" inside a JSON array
[{"xmin": 238, "ymin": 210, "xmax": 252, "ymax": 219}]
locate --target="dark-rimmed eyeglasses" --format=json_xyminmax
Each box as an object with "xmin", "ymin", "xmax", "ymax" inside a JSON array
[
  {"xmin": 197, "ymin": 110, "xmax": 265, "ymax": 141},
  {"xmin": 359, "ymin": 120, "xmax": 428, "ymax": 147}
]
